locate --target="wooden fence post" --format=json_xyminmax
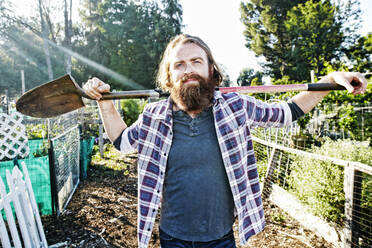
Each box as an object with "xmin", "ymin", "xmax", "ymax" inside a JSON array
[
  {"xmin": 99, "ymin": 124, "xmax": 104, "ymax": 158},
  {"xmin": 343, "ymin": 163, "xmax": 363, "ymax": 248}
]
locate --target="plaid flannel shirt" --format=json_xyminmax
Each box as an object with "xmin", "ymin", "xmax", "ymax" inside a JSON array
[{"xmin": 117, "ymin": 91, "xmax": 292, "ymax": 248}]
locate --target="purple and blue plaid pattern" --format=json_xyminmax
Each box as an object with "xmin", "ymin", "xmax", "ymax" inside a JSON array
[{"xmin": 119, "ymin": 91, "xmax": 291, "ymax": 248}]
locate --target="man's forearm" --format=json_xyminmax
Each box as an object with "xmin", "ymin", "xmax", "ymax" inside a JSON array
[
  {"xmin": 97, "ymin": 100, "xmax": 127, "ymax": 142},
  {"xmin": 291, "ymin": 90, "xmax": 329, "ymax": 114}
]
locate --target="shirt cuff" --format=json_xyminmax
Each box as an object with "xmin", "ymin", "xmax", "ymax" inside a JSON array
[
  {"xmin": 113, "ymin": 130, "xmax": 124, "ymax": 151},
  {"xmin": 287, "ymin": 100, "xmax": 305, "ymax": 121}
]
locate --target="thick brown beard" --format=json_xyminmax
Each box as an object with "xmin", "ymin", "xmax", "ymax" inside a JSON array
[{"xmin": 170, "ymin": 73, "xmax": 215, "ymax": 112}]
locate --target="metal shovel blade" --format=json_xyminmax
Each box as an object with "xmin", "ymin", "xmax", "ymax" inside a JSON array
[{"xmin": 16, "ymin": 74, "xmax": 85, "ymax": 118}]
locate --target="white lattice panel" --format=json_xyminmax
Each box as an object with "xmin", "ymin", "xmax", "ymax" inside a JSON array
[{"xmin": 0, "ymin": 112, "xmax": 29, "ymax": 160}]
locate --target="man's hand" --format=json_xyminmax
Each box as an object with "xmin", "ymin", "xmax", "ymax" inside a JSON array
[
  {"xmin": 83, "ymin": 77, "xmax": 111, "ymax": 100},
  {"xmin": 320, "ymin": 72, "xmax": 367, "ymax": 95},
  {"xmin": 293, "ymin": 71, "xmax": 368, "ymax": 114},
  {"xmin": 83, "ymin": 77, "xmax": 126, "ymax": 142}
]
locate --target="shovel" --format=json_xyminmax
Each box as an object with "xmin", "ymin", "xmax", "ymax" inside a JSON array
[
  {"xmin": 16, "ymin": 74, "xmax": 351, "ymax": 118},
  {"xmin": 16, "ymin": 74, "xmax": 163, "ymax": 118}
]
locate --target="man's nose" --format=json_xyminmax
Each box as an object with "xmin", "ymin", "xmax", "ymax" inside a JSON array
[{"xmin": 184, "ymin": 62, "xmax": 194, "ymax": 74}]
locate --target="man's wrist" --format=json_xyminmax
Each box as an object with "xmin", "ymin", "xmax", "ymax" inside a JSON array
[{"xmin": 98, "ymin": 100, "xmax": 116, "ymax": 112}]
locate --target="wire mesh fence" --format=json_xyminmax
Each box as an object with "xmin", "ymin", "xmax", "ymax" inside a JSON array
[
  {"xmin": 253, "ymin": 134, "xmax": 372, "ymax": 248},
  {"xmin": 1, "ymin": 98, "xmax": 99, "ymax": 216},
  {"xmin": 251, "ymin": 103, "xmax": 372, "ymax": 150},
  {"xmin": 49, "ymin": 125, "xmax": 80, "ymax": 215}
]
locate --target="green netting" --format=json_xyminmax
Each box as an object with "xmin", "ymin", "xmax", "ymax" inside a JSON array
[
  {"xmin": 28, "ymin": 139, "xmax": 48, "ymax": 158},
  {"xmin": 0, "ymin": 155, "xmax": 52, "ymax": 217},
  {"xmin": 80, "ymin": 137, "xmax": 95, "ymax": 180}
]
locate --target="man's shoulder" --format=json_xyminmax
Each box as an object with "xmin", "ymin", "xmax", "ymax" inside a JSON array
[
  {"xmin": 143, "ymin": 98, "xmax": 169, "ymax": 114},
  {"xmin": 219, "ymin": 91, "xmax": 254, "ymax": 103},
  {"xmin": 220, "ymin": 91, "xmax": 240, "ymax": 100}
]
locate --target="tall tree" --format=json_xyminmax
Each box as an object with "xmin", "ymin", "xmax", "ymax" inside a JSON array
[
  {"xmin": 237, "ymin": 68, "xmax": 263, "ymax": 86},
  {"xmin": 347, "ymin": 33, "xmax": 372, "ymax": 73},
  {"xmin": 217, "ymin": 64, "xmax": 232, "ymax": 87},
  {"xmin": 63, "ymin": 0, "xmax": 73, "ymax": 74},
  {"xmin": 76, "ymin": 0, "xmax": 183, "ymax": 90},
  {"xmin": 0, "ymin": 0, "xmax": 67, "ymax": 96},
  {"xmin": 38, "ymin": 0, "xmax": 53, "ymax": 80},
  {"xmin": 240, "ymin": 0, "xmax": 361, "ymax": 81}
]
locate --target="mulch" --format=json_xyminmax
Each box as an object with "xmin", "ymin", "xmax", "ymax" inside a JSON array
[{"xmin": 41, "ymin": 153, "xmax": 334, "ymax": 248}]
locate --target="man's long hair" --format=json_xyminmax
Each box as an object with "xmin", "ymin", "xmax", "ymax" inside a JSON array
[{"xmin": 156, "ymin": 34, "xmax": 223, "ymax": 92}]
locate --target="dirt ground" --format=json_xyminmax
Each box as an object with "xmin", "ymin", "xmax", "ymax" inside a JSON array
[{"xmin": 42, "ymin": 152, "xmax": 334, "ymax": 248}]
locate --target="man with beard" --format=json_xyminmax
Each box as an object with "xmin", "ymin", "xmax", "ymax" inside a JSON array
[{"xmin": 83, "ymin": 34, "xmax": 367, "ymax": 248}]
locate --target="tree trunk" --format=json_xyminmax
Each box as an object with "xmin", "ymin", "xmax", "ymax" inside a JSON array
[
  {"xmin": 38, "ymin": 0, "xmax": 53, "ymax": 80},
  {"xmin": 64, "ymin": 0, "xmax": 72, "ymax": 74}
]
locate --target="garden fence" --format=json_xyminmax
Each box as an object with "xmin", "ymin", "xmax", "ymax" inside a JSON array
[
  {"xmin": 1, "ymin": 99, "xmax": 98, "ymax": 216},
  {"xmin": 0, "ymin": 162, "xmax": 48, "ymax": 248},
  {"xmin": 253, "ymin": 133, "xmax": 372, "ymax": 248}
]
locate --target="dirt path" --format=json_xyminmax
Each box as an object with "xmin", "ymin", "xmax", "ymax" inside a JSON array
[{"xmin": 42, "ymin": 152, "xmax": 334, "ymax": 247}]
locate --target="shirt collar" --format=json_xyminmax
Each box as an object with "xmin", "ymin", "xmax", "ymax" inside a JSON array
[{"xmin": 153, "ymin": 97, "xmax": 173, "ymax": 125}]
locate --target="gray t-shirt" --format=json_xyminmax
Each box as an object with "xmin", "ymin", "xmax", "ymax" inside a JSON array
[{"xmin": 159, "ymin": 106, "xmax": 235, "ymax": 242}]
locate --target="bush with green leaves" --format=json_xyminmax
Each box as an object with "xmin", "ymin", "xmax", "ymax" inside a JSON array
[
  {"xmin": 288, "ymin": 139, "xmax": 372, "ymax": 229},
  {"xmin": 26, "ymin": 124, "xmax": 47, "ymax": 139},
  {"xmin": 121, "ymin": 99, "xmax": 147, "ymax": 126}
]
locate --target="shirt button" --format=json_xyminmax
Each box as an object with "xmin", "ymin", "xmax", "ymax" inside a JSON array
[
  {"xmin": 160, "ymin": 172, "xmax": 164, "ymax": 176},
  {"xmin": 163, "ymin": 152, "xmax": 167, "ymax": 156},
  {"xmin": 148, "ymin": 228, "xmax": 151, "ymax": 231},
  {"xmin": 152, "ymin": 209, "xmax": 156, "ymax": 212}
]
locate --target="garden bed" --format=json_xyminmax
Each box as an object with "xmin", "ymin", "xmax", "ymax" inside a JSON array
[{"xmin": 41, "ymin": 147, "xmax": 334, "ymax": 247}]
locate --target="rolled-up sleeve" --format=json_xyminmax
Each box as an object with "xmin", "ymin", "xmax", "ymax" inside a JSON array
[
  {"xmin": 243, "ymin": 96, "xmax": 292, "ymax": 128},
  {"xmin": 113, "ymin": 115, "xmax": 142, "ymax": 154}
]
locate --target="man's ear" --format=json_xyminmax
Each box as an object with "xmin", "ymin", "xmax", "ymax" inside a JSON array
[{"xmin": 209, "ymin": 65, "xmax": 214, "ymax": 76}]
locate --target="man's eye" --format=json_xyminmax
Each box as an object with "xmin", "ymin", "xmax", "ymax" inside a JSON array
[{"xmin": 175, "ymin": 63, "xmax": 183, "ymax": 68}]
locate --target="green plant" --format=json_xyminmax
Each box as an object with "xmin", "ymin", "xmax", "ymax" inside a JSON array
[
  {"xmin": 80, "ymin": 123, "xmax": 99, "ymax": 139},
  {"xmin": 256, "ymin": 160, "xmax": 267, "ymax": 184},
  {"xmin": 121, "ymin": 99, "xmax": 147, "ymax": 126},
  {"xmin": 33, "ymin": 141, "xmax": 48, "ymax": 157},
  {"xmin": 26, "ymin": 124, "xmax": 47, "ymax": 139},
  {"xmin": 337, "ymin": 104, "xmax": 357, "ymax": 137},
  {"xmin": 91, "ymin": 144, "xmax": 131, "ymax": 176},
  {"xmin": 288, "ymin": 139, "xmax": 372, "ymax": 226},
  {"xmin": 270, "ymin": 211, "xmax": 286, "ymax": 224}
]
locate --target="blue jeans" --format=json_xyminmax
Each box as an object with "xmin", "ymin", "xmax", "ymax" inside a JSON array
[{"xmin": 159, "ymin": 228, "xmax": 237, "ymax": 248}]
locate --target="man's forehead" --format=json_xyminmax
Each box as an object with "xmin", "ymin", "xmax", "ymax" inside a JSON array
[{"xmin": 170, "ymin": 42, "xmax": 208, "ymax": 62}]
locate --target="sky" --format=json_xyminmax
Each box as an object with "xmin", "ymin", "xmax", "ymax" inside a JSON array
[{"xmin": 179, "ymin": 0, "xmax": 372, "ymax": 83}]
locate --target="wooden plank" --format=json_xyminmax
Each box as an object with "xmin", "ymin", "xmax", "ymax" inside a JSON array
[
  {"xmin": 270, "ymin": 184, "xmax": 343, "ymax": 247},
  {"xmin": 21, "ymin": 162, "xmax": 48, "ymax": 247},
  {"xmin": 343, "ymin": 164, "xmax": 354, "ymax": 248},
  {"xmin": 13, "ymin": 166, "xmax": 41, "ymax": 247},
  {"xmin": 351, "ymin": 170, "xmax": 362, "ymax": 247},
  {"xmin": 0, "ymin": 177, "xmax": 22, "ymax": 248},
  {"xmin": 252, "ymin": 136, "xmax": 372, "ymax": 175},
  {"xmin": 0, "ymin": 198, "xmax": 12, "ymax": 248},
  {"xmin": 6, "ymin": 169, "xmax": 33, "ymax": 248}
]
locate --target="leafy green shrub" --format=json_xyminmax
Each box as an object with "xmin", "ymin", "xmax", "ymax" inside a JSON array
[
  {"xmin": 91, "ymin": 144, "xmax": 130, "ymax": 176},
  {"xmin": 121, "ymin": 99, "xmax": 146, "ymax": 126},
  {"xmin": 288, "ymin": 139, "xmax": 372, "ymax": 225},
  {"xmin": 256, "ymin": 160, "xmax": 267, "ymax": 184},
  {"xmin": 26, "ymin": 124, "xmax": 47, "ymax": 139},
  {"xmin": 80, "ymin": 123, "xmax": 99, "ymax": 139}
]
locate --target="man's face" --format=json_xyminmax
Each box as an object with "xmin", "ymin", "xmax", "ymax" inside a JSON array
[
  {"xmin": 169, "ymin": 42, "xmax": 211, "ymax": 86},
  {"xmin": 168, "ymin": 43, "xmax": 215, "ymax": 111}
]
